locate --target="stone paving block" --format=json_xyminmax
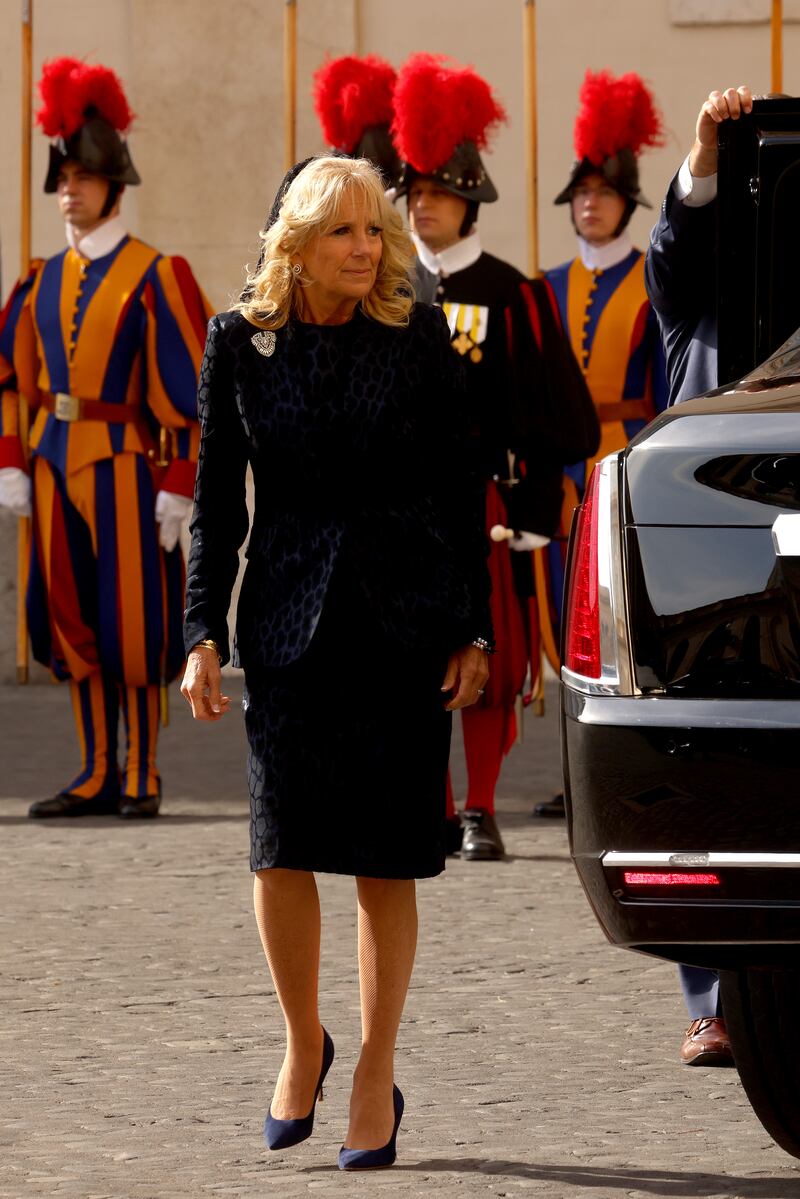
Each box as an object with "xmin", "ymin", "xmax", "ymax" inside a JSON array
[{"xmin": 2, "ymin": 681, "xmax": 800, "ymax": 1196}]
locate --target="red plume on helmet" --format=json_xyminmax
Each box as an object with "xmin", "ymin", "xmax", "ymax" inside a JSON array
[
  {"xmin": 554, "ymin": 69, "xmax": 664, "ymax": 209},
  {"xmin": 573, "ymin": 69, "xmax": 664, "ymax": 166},
  {"xmin": 37, "ymin": 56, "xmax": 140, "ymax": 194},
  {"xmin": 313, "ymin": 54, "xmax": 396, "ymax": 151},
  {"xmin": 36, "ymin": 56, "xmax": 135, "ymax": 140},
  {"xmin": 392, "ymin": 53, "xmax": 506, "ymax": 175}
]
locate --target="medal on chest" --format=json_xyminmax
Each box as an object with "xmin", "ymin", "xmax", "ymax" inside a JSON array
[{"xmin": 441, "ymin": 302, "xmax": 489, "ymax": 364}]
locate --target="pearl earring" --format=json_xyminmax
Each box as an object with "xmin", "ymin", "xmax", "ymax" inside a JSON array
[{"xmin": 292, "ymin": 263, "xmax": 302, "ymax": 276}]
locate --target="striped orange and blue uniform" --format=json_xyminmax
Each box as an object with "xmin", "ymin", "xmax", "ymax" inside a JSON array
[
  {"xmin": 0, "ymin": 236, "xmax": 212, "ymax": 800},
  {"xmin": 537, "ymin": 247, "xmax": 669, "ymax": 669}
]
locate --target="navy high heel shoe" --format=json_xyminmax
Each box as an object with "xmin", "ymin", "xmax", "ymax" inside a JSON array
[
  {"xmin": 338, "ymin": 1084, "xmax": 404, "ymax": 1171},
  {"xmin": 263, "ymin": 1028, "xmax": 334, "ymax": 1151}
]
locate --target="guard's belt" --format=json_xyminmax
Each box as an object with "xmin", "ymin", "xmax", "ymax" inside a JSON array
[
  {"xmin": 596, "ymin": 401, "xmax": 652, "ymax": 423},
  {"xmin": 43, "ymin": 392, "xmax": 141, "ymax": 424}
]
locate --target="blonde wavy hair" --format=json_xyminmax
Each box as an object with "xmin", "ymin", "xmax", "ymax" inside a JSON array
[{"xmin": 236, "ymin": 156, "xmax": 415, "ymax": 329}]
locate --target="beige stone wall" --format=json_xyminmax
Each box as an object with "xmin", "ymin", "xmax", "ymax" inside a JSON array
[
  {"xmin": 2, "ymin": 0, "xmax": 800, "ymax": 680},
  {"xmin": 0, "ymin": 1, "xmax": 138, "ymax": 296},
  {"xmin": 3, "ymin": 0, "xmax": 800, "ymax": 298}
]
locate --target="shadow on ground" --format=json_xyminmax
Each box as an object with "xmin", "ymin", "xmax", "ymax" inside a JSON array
[{"xmin": 306, "ymin": 1156, "xmax": 799, "ymax": 1195}]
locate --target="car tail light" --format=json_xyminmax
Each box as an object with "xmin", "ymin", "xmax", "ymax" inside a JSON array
[
  {"xmin": 564, "ymin": 466, "xmax": 601, "ymax": 677},
  {"xmin": 561, "ymin": 454, "xmax": 633, "ymax": 695},
  {"xmin": 623, "ymin": 871, "xmax": 721, "ymax": 887}
]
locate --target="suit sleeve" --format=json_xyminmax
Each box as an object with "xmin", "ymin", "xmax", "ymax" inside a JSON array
[
  {"xmin": 183, "ymin": 317, "xmax": 250, "ymax": 665},
  {"xmin": 0, "ymin": 267, "xmax": 42, "ymax": 471},
  {"xmin": 141, "ymin": 255, "xmax": 215, "ymax": 498},
  {"xmin": 646, "ymin": 305, "xmax": 670, "ymax": 416},
  {"xmin": 644, "ymin": 175, "xmax": 716, "ymax": 326},
  {"xmin": 644, "ymin": 175, "xmax": 719, "ymax": 406}
]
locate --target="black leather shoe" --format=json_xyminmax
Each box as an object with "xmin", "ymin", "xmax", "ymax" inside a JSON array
[
  {"xmin": 461, "ymin": 808, "xmax": 505, "ymax": 860},
  {"xmin": 444, "ymin": 816, "xmax": 463, "ymax": 856},
  {"xmin": 532, "ymin": 793, "xmax": 566, "ymax": 819},
  {"xmin": 118, "ymin": 795, "xmax": 161, "ymax": 819},
  {"xmin": 28, "ymin": 792, "xmax": 119, "ymax": 819}
]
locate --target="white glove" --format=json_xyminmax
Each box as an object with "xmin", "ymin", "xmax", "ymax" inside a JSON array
[
  {"xmin": 509, "ymin": 530, "xmax": 551, "ymax": 552},
  {"xmin": 0, "ymin": 467, "xmax": 32, "ymax": 517},
  {"xmin": 155, "ymin": 490, "xmax": 192, "ymax": 552}
]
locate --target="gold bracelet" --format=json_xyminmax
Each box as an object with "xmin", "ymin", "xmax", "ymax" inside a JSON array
[{"xmin": 193, "ymin": 638, "xmax": 221, "ymax": 662}]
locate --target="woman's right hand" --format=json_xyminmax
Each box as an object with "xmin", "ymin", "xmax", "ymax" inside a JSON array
[{"xmin": 180, "ymin": 647, "xmax": 231, "ymax": 721}]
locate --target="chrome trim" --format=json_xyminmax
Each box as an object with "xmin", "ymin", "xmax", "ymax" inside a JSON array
[
  {"xmin": 561, "ymin": 664, "xmax": 625, "ymax": 697},
  {"xmin": 772, "ymin": 512, "xmax": 800, "ymax": 557},
  {"xmin": 603, "ymin": 851, "xmax": 800, "ymax": 869},
  {"xmin": 594, "ymin": 460, "xmax": 618, "ymax": 686},
  {"xmin": 562, "ymin": 690, "xmax": 800, "ymax": 728},
  {"xmin": 607, "ymin": 455, "xmax": 636, "ymax": 695}
]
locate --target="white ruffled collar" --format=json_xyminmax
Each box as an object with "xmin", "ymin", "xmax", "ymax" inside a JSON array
[
  {"xmin": 412, "ymin": 229, "xmax": 482, "ymax": 277},
  {"xmin": 66, "ymin": 214, "xmax": 128, "ymax": 261},
  {"xmin": 577, "ymin": 230, "xmax": 633, "ymax": 272}
]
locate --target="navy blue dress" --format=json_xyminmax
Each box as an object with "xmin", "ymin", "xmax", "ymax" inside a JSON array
[{"xmin": 184, "ymin": 304, "xmax": 492, "ymax": 879}]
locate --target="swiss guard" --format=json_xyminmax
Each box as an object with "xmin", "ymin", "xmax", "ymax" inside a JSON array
[
  {"xmin": 392, "ymin": 52, "xmax": 598, "ymax": 860},
  {"xmin": 0, "ymin": 58, "xmax": 212, "ymax": 819},
  {"xmin": 536, "ymin": 69, "xmax": 670, "ymax": 818},
  {"xmin": 312, "ymin": 53, "xmax": 401, "ymax": 186}
]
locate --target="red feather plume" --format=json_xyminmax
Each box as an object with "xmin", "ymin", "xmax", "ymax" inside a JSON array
[
  {"xmin": 392, "ymin": 53, "xmax": 507, "ymax": 173},
  {"xmin": 36, "ymin": 56, "xmax": 134, "ymax": 139},
  {"xmin": 313, "ymin": 55, "xmax": 396, "ymax": 150},
  {"xmin": 573, "ymin": 69, "xmax": 664, "ymax": 165}
]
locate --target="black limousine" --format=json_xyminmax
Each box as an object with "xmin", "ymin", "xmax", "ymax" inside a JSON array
[{"xmin": 560, "ymin": 335, "xmax": 800, "ymax": 1158}]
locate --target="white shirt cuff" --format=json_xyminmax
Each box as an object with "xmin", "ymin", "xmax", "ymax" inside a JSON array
[{"xmin": 674, "ymin": 155, "xmax": 717, "ymax": 208}]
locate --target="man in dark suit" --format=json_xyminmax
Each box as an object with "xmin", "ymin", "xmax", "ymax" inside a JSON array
[
  {"xmin": 645, "ymin": 84, "xmax": 753, "ymax": 407},
  {"xmin": 645, "ymin": 84, "xmax": 754, "ymax": 1067}
]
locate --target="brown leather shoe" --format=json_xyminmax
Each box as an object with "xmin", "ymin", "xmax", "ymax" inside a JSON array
[{"xmin": 680, "ymin": 1017, "xmax": 734, "ymax": 1066}]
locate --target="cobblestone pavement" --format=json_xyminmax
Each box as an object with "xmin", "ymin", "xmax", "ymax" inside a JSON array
[{"xmin": 2, "ymin": 680, "xmax": 799, "ymax": 1199}]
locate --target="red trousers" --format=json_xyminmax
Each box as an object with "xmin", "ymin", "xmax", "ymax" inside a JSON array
[
  {"xmin": 445, "ymin": 482, "xmax": 533, "ymax": 817},
  {"xmin": 446, "ymin": 704, "xmax": 517, "ymax": 817}
]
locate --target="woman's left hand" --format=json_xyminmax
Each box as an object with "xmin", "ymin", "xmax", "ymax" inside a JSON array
[
  {"xmin": 180, "ymin": 647, "xmax": 231, "ymax": 721},
  {"xmin": 440, "ymin": 645, "xmax": 490, "ymax": 711}
]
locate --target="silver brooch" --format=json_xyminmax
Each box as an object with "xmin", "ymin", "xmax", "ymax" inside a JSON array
[{"xmin": 251, "ymin": 330, "xmax": 276, "ymax": 357}]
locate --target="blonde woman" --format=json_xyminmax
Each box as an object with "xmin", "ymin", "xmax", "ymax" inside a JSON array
[{"xmin": 181, "ymin": 157, "xmax": 491, "ymax": 1170}]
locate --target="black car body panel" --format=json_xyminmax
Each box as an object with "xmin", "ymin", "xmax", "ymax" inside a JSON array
[
  {"xmin": 564, "ymin": 692, "xmax": 800, "ymax": 967},
  {"xmin": 561, "ymin": 349, "xmax": 800, "ymax": 970},
  {"xmin": 718, "ymin": 98, "xmax": 800, "ymax": 383}
]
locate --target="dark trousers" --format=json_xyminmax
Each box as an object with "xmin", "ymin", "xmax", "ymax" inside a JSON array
[{"xmin": 678, "ymin": 964, "xmax": 721, "ymax": 1020}]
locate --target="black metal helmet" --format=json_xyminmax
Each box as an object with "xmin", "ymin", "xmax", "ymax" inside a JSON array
[
  {"xmin": 554, "ymin": 69, "xmax": 664, "ymax": 210},
  {"xmin": 392, "ymin": 53, "xmax": 505, "ymax": 204},
  {"xmin": 37, "ymin": 57, "xmax": 140, "ymax": 194}
]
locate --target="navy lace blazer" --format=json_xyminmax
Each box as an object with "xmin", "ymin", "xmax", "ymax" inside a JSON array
[{"xmin": 183, "ymin": 302, "xmax": 493, "ymax": 673}]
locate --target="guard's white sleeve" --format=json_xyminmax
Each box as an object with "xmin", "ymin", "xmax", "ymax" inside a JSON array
[
  {"xmin": 509, "ymin": 531, "xmax": 551, "ymax": 552},
  {"xmin": 0, "ymin": 467, "xmax": 32, "ymax": 517},
  {"xmin": 154, "ymin": 490, "xmax": 192, "ymax": 552}
]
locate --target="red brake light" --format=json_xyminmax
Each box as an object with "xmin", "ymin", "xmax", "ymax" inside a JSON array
[
  {"xmin": 623, "ymin": 871, "xmax": 721, "ymax": 887},
  {"xmin": 564, "ymin": 466, "xmax": 601, "ymax": 677}
]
